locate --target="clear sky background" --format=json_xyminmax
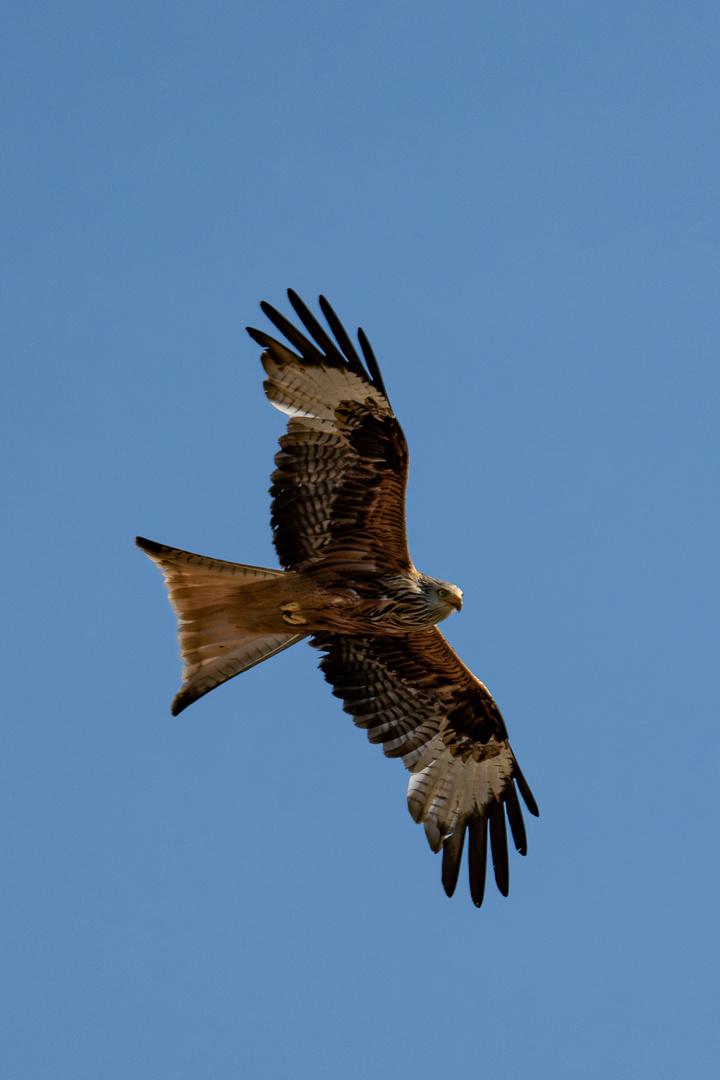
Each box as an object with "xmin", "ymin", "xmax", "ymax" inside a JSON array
[{"xmin": 3, "ymin": 3, "xmax": 719, "ymax": 1078}]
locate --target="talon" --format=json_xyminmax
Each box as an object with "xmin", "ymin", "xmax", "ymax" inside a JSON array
[{"xmin": 281, "ymin": 602, "xmax": 308, "ymax": 625}]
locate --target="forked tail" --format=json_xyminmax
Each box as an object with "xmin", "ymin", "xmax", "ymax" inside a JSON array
[{"xmin": 136, "ymin": 537, "xmax": 307, "ymax": 714}]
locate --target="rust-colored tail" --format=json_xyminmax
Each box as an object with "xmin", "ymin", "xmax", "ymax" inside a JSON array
[{"xmin": 136, "ymin": 537, "xmax": 307, "ymax": 714}]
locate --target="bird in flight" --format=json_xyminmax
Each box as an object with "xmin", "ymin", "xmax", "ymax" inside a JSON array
[{"xmin": 137, "ymin": 290, "xmax": 538, "ymax": 906}]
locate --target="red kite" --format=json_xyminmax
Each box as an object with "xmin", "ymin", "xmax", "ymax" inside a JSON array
[{"xmin": 137, "ymin": 291, "xmax": 538, "ymax": 905}]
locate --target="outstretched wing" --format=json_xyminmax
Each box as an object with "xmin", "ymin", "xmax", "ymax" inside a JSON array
[
  {"xmin": 312, "ymin": 627, "xmax": 539, "ymax": 906},
  {"xmin": 246, "ymin": 291, "xmax": 412, "ymax": 576}
]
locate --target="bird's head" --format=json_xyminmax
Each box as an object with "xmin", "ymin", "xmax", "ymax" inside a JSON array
[{"xmin": 419, "ymin": 576, "xmax": 464, "ymax": 623}]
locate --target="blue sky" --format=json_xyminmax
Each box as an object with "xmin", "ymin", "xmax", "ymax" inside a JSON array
[{"xmin": 3, "ymin": 2, "xmax": 719, "ymax": 1077}]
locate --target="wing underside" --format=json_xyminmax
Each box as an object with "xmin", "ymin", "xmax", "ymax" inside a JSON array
[
  {"xmin": 247, "ymin": 292, "xmax": 412, "ymax": 575},
  {"xmin": 312, "ymin": 626, "xmax": 538, "ymax": 906}
]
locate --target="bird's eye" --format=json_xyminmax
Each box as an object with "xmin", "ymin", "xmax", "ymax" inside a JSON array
[{"xmin": 437, "ymin": 588, "xmax": 448, "ymax": 598}]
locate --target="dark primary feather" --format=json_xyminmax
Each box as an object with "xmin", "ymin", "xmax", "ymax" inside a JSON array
[
  {"xmin": 503, "ymin": 782, "xmax": 528, "ymax": 855},
  {"xmin": 467, "ymin": 817, "xmax": 489, "ymax": 907},
  {"xmin": 488, "ymin": 803, "xmax": 509, "ymax": 897},
  {"xmin": 512, "ymin": 762, "xmax": 539, "ymax": 817},
  {"xmin": 441, "ymin": 825, "xmax": 466, "ymax": 897},
  {"xmin": 259, "ymin": 300, "xmax": 328, "ymax": 366},
  {"xmin": 357, "ymin": 326, "xmax": 388, "ymax": 400},
  {"xmin": 286, "ymin": 289, "xmax": 354, "ymax": 372},
  {"xmin": 317, "ymin": 294, "xmax": 385, "ymax": 391},
  {"xmin": 245, "ymin": 326, "xmax": 275, "ymax": 351}
]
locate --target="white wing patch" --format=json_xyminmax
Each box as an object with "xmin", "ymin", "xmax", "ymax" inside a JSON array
[
  {"xmin": 262, "ymin": 353, "xmax": 391, "ymax": 431},
  {"xmin": 406, "ymin": 735, "xmax": 516, "ymax": 852}
]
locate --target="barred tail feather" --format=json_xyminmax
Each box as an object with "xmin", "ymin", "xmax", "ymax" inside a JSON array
[{"xmin": 136, "ymin": 537, "xmax": 307, "ymax": 714}]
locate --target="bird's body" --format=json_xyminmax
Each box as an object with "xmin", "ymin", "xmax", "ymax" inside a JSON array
[{"xmin": 138, "ymin": 291, "xmax": 538, "ymax": 906}]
